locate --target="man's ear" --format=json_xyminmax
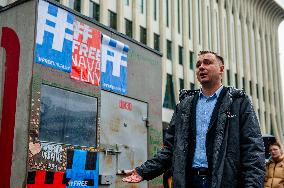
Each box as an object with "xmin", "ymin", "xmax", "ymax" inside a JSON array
[{"xmin": 219, "ymin": 64, "xmax": 224, "ymax": 74}]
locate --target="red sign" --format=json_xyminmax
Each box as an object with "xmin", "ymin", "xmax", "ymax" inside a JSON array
[
  {"xmin": 119, "ymin": 100, "xmax": 132, "ymax": 111},
  {"xmin": 71, "ymin": 20, "xmax": 101, "ymax": 86}
]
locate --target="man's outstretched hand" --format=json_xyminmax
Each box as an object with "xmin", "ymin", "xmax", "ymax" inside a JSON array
[{"xmin": 122, "ymin": 169, "xmax": 143, "ymax": 183}]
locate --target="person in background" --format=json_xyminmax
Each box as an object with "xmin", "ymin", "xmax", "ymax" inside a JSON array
[
  {"xmin": 122, "ymin": 51, "xmax": 265, "ymax": 188},
  {"xmin": 264, "ymin": 141, "xmax": 284, "ymax": 188}
]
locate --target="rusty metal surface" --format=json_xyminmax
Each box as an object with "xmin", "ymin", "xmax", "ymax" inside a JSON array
[{"xmin": 100, "ymin": 90, "xmax": 148, "ymax": 188}]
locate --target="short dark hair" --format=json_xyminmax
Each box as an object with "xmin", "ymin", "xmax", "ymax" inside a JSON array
[
  {"xmin": 268, "ymin": 141, "xmax": 282, "ymax": 150},
  {"xmin": 198, "ymin": 50, "xmax": 224, "ymax": 65}
]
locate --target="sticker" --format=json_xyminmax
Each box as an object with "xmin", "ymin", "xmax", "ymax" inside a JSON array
[
  {"xmin": 27, "ymin": 170, "xmax": 66, "ymax": 188},
  {"xmin": 101, "ymin": 34, "xmax": 129, "ymax": 95},
  {"xmin": 35, "ymin": 0, "xmax": 74, "ymax": 72},
  {"xmin": 66, "ymin": 150, "xmax": 99, "ymax": 187},
  {"xmin": 71, "ymin": 20, "xmax": 101, "ymax": 86},
  {"xmin": 28, "ymin": 142, "xmax": 69, "ymax": 172}
]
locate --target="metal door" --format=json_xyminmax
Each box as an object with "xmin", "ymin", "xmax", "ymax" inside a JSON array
[{"xmin": 100, "ymin": 90, "xmax": 148, "ymax": 188}]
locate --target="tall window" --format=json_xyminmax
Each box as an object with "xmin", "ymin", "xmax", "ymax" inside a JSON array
[
  {"xmin": 125, "ymin": 19, "xmax": 133, "ymax": 38},
  {"xmin": 188, "ymin": 0, "xmax": 191, "ymax": 38},
  {"xmin": 207, "ymin": 6, "xmax": 211, "ymax": 48},
  {"xmin": 242, "ymin": 77, "xmax": 245, "ymax": 90},
  {"xmin": 178, "ymin": 46, "xmax": 183, "ymax": 65},
  {"xmin": 124, "ymin": 0, "xmax": 129, "ymax": 6},
  {"xmin": 249, "ymin": 81, "xmax": 252, "ymax": 95},
  {"xmin": 154, "ymin": 0, "xmax": 157, "ymax": 20},
  {"xmin": 154, "ymin": 33, "xmax": 160, "ymax": 51},
  {"xmin": 227, "ymin": 70, "xmax": 230, "ymax": 85},
  {"xmin": 263, "ymin": 87, "xmax": 265, "ymax": 101},
  {"xmin": 190, "ymin": 51, "xmax": 195, "ymax": 69},
  {"xmin": 190, "ymin": 82, "xmax": 195, "ymax": 90},
  {"xmin": 256, "ymin": 84, "xmax": 259, "ymax": 98},
  {"xmin": 163, "ymin": 74, "xmax": 176, "ymax": 109},
  {"xmin": 90, "ymin": 1, "xmax": 100, "ymax": 22},
  {"xmin": 140, "ymin": 26, "xmax": 147, "ymax": 44},
  {"xmin": 167, "ymin": 40, "xmax": 172, "ymax": 60},
  {"xmin": 235, "ymin": 73, "xmax": 238, "ymax": 88},
  {"xmin": 140, "ymin": 0, "xmax": 144, "ymax": 13},
  {"xmin": 166, "ymin": 0, "xmax": 169, "ymax": 27},
  {"xmin": 70, "ymin": 0, "xmax": 81, "ymax": 12},
  {"xmin": 178, "ymin": 0, "xmax": 181, "ymax": 33},
  {"xmin": 109, "ymin": 10, "xmax": 117, "ymax": 30},
  {"xmin": 179, "ymin": 78, "xmax": 184, "ymax": 90},
  {"xmin": 198, "ymin": 0, "xmax": 201, "ymax": 43}
]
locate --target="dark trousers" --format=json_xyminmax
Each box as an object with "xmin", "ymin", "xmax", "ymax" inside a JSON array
[{"xmin": 190, "ymin": 175, "xmax": 210, "ymax": 188}]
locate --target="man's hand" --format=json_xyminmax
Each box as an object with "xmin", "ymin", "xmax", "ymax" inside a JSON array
[{"xmin": 122, "ymin": 169, "xmax": 143, "ymax": 183}]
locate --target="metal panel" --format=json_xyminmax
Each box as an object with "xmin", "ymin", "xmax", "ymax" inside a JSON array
[{"xmin": 100, "ymin": 90, "xmax": 148, "ymax": 188}]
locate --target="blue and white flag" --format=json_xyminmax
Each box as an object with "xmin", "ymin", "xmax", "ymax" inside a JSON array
[
  {"xmin": 35, "ymin": 0, "xmax": 74, "ymax": 73},
  {"xmin": 101, "ymin": 35, "xmax": 129, "ymax": 95}
]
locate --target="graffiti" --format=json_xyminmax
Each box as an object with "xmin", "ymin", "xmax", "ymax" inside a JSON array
[
  {"xmin": 66, "ymin": 150, "xmax": 99, "ymax": 187},
  {"xmin": 0, "ymin": 27, "xmax": 20, "ymax": 188},
  {"xmin": 27, "ymin": 170, "xmax": 66, "ymax": 188},
  {"xmin": 41, "ymin": 142, "xmax": 64, "ymax": 163},
  {"xmin": 119, "ymin": 100, "xmax": 132, "ymax": 111},
  {"xmin": 28, "ymin": 142, "xmax": 69, "ymax": 172}
]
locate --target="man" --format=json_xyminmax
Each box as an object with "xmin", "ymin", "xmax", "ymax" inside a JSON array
[{"xmin": 122, "ymin": 51, "xmax": 265, "ymax": 188}]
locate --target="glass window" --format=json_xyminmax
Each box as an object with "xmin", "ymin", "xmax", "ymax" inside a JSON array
[
  {"xmin": 166, "ymin": 0, "xmax": 169, "ymax": 27},
  {"xmin": 188, "ymin": 0, "xmax": 191, "ymax": 38},
  {"xmin": 163, "ymin": 74, "xmax": 176, "ymax": 109},
  {"xmin": 90, "ymin": 1, "xmax": 100, "ymax": 22},
  {"xmin": 227, "ymin": 70, "xmax": 230, "ymax": 85},
  {"xmin": 179, "ymin": 78, "xmax": 184, "ymax": 90},
  {"xmin": 167, "ymin": 40, "xmax": 172, "ymax": 60},
  {"xmin": 154, "ymin": 33, "xmax": 160, "ymax": 51},
  {"xmin": 140, "ymin": 0, "xmax": 144, "ymax": 13},
  {"xmin": 190, "ymin": 51, "xmax": 195, "ymax": 69},
  {"xmin": 125, "ymin": 19, "xmax": 133, "ymax": 38},
  {"xmin": 179, "ymin": 46, "xmax": 183, "ymax": 65},
  {"xmin": 235, "ymin": 73, "xmax": 238, "ymax": 88},
  {"xmin": 190, "ymin": 82, "xmax": 195, "ymax": 90},
  {"xmin": 256, "ymin": 84, "xmax": 259, "ymax": 98},
  {"xmin": 73, "ymin": 0, "xmax": 81, "ymax": 12},
  {"xmin": 263, "ymin": 87, "xmax": 265, "ymax": 101},
  {"xmin": 154, "ymin": 0, "xmax": 157, "ymax": 20},
  {"xmin": 124, "ymin": 0, "xmax": 129, "ymax": 6},
  {"xmin": 39, "ymin": 85, "xmax": 98, "ymax": 147},
  {"xmin": 140, "ymin": 26, "xmax": 147, "ymax": 44},
  {"xmin": 109, "ymin": 10, "xmax": 117, "ymax": 30},
  {"xmin": 178, "ymin": 0, "xmax": 181, "ymax": 33}
]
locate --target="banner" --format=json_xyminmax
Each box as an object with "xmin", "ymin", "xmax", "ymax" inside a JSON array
[
  {"xmin": 71, "ymin": 20, "xmax": 101, "ymax": 86},
  {"xmin": 35, "ymin": 0, "xmax": 74, "ymax": 73},
  {"xmin": 101, "ymin": 34, "xmax": 129, "ymax": 95}
]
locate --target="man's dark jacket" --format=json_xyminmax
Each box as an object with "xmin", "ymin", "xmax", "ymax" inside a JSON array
[{"xmin": 136, "ymin": 87, "xmax": 265, "ymax": 188}]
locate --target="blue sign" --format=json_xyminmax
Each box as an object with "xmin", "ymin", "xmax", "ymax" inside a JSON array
[
  {"xmin": 66, "ymin": 150, "xmax": 99, "ymax": 187},
  {"xmin": 101, "ymin": 35, "xmax": 129, "ymax": 95},
  {"xmin": 35, "ymin": 0, "xmax": 74, "ymax": 72}
]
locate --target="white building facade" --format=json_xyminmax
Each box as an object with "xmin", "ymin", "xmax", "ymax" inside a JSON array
[{"xmin": 1, "ymin": 0, "xmax": 284, "ymax": 142}]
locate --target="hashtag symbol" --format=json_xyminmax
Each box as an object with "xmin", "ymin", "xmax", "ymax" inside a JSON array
[
  {"xmin": 73, "ymin": 20, "xmax": 92, "ymax": 43},
  {"xmin": 36, "ymin": 0, "xmax": 73, "ymax": 52}
]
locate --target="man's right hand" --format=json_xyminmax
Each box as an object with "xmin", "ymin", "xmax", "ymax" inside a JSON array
[{"xmin": 122, "ymin": 169, "xmax": 143, "ymax": 183}]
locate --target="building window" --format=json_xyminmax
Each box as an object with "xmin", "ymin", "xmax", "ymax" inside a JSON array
[
  {"xmin": 179, "ymin": 78, "xmax": 184, "ymax": 90},
  {"xmin": 39, "ymin": 85, "xmax": 98, "ymax": 147},
  {"xmin": 163, "ymin": 74, "xmax": 176, "ymax": 109},
  {"xmin": 178, "ymin": 0, "xmax": 181, "ymax": 33},
  {"xmin": 207, "ymin": 6, "xmax": 211, "ymax": 48},
  {"xmin": 125, "ymin": 19, "xmax": 133, "ymax": 38},
  {"xmin": 140, "ymin": 0, "xmax": 144, "ymax": 14},
  {"xmin": 90, "ymin": 1, "xmax": 100, "ymax": 22},
  {"xmin": 263, "ymin": 87, "xmax": 265, "ymax": 101},
  {"xmin": 124, "ymin": 0, "xmax": 129, "ymax": 6},
  {"xmin": 188, "ymin": 0, "xmax": 191, "ymax": 38},
  {"xmin": 256, "ymin": 84, "xmax": 259, "ymax": 98},
  {"xmin": 154, "ymin": 0, "xmax": 157, "ymax": 20},
  {"xmin": 109, "ymin": 10, "xmax": 117, "ymax": 30},
  {"xmin": 198, "ymin": 0, "xmax": 201, "ymax": 44},
  {"xmin": 249, "ymin": 81, "xmax": 252, "ymax": 95},
  {"xmin": 242, "ymin": 77, "xmax": 245, "ymax": 90},
  {"xmin": 235, "ymin": 73, "xmax": 238, "ymax": 88},
  {"xmin": 227, "ymin": 70, "xmax": 230, "ymax": 85},
  {"xmin": 154, "ymin": 33, "xmax": 160, "ymax": 51},
  {"xmin": 70, "ymin": 0, "xmax": 81, "ymax": 12},
  {"xmin": 178, "ymin": 46, "xmax": 183, "ymax": 65},
  {"xmin": 140, "ymin": 26, "xmax": 147, "ymax": 44},
  {"xmin": 166, "ymin": 0, "xmax": 169, "ymax": 27},
  {"xmin": 167, "ymin": 40, "xmax": 172, "ymax": 60},
  {"xmin": 190, "ymin": 82, "xmax": 195, "ymax": 90},
  {"xmin": 190, "ymin": 51, "xmax": 194, "ymax": 69}
]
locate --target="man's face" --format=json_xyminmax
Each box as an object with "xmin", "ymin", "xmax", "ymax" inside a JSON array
[
  {"xmin": 269, "ymin": 145, "xmax": 282, "ymax": 160},
  {"xmin": 196, "ymin": 53, "xmax": 224, "ymax": 86}
]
